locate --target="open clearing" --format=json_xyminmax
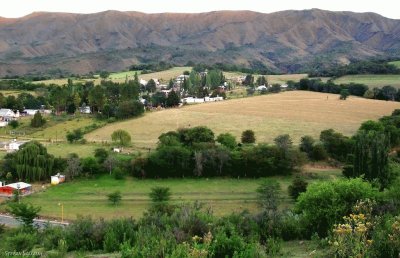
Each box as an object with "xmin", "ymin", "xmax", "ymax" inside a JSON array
[
  {"xmin": 86, "ymin": 91, "xmax": 400, "ymax": 149},
  {"xmin": 334, "ymin": 74, "xmax": 400, "ymax": 88},
  {"xmin": 0, "ymin": 169, "xmax": 340, "ymax": 220},
  {"xmin": 389, "ymin": 60, "xmax": 400, "ymax": 68}
]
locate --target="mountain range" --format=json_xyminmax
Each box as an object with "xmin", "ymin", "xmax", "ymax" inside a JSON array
[{"xmin": 0, "ymin": 9, "xmax": 399, "ymax": 76}]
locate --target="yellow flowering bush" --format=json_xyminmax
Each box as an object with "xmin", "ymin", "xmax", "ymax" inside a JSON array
[{"xmin": 330, "ymin": 199, "xmax": 375, "ymax": 258}]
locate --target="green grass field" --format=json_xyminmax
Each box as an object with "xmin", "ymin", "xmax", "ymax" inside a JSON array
[
  {"xmin": 334, "ymin": 74, "xmax": 400, "ymax": 88},
  {"xmin": 389, "ymin": 61, "xmax": 400, "ymax": 68},
  {"xmin": 0, "ymin": 168, "xmax": 340, "ymax": 220}
]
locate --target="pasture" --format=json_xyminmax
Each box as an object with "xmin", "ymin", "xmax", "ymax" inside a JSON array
[
  {"xmin": 1, "ymin": 168, "xmax": 340, "ymax": 220},
  {"xmin": 334, "ymin": 74, "xmax": 400, "ymax": 88},
  {"xmin": 389, "ymin": 60, "xmax": 400, "ymax": 68},
  {"xmin": 86, "ymin": 91, "xmax": 400, "ymax": 149}
]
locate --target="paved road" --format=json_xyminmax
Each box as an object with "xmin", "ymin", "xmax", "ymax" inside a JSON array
[{"xmin": 0, "ymin": 214, "xmax": 69, "ymax": 228}]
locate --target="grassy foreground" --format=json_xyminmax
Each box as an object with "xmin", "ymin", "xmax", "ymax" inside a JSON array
[
  {"xmin": 86, "ymin": 91, "xmax": 400, "ymax": 149},
  {"xmin": 0, "ymin": 168, "xmax": 341, "ymax": 221}
]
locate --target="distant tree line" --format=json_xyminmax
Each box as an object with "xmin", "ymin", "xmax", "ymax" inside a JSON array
[
  {"xmin": 293, "ymin": 78, "xmax": 400, "ymax": 101},
  {"xmin": 308, "ymin": 60, "xmax": 400, "ymax": 77}
]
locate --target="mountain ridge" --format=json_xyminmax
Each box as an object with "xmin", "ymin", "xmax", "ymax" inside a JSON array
[{"xmin": 0, "ymin": 9, "xmax": 399, "ymax": 76}]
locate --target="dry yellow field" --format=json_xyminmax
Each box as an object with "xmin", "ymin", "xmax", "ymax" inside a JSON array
[{"xmin": 86, "ymin": 91, "xmax": 400, "ymax": 149}]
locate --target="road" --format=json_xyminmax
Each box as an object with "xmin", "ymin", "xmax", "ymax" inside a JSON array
[{"xmin": 0, "ymin": 214, "xmax": 69, "ymax": 228}]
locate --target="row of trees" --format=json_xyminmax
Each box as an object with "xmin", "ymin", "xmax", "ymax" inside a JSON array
[
  {"xmin": 131, "ymin": 127, "xmax": 306, "ymax": 178},
  {"xmin": 295, "ymin": 78, "xmax": 400, "ymax": 102},
  {"xmin": 308, "ymin": 59, "xmax": 400, "ymax": 77}
]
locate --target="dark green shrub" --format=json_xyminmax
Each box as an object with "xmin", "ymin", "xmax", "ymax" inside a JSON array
[
  {"xmin": 31, "ymin": 112, "xmax": 46, "ymax": 127},
  {"xmin": 9, "ymin": 120, "xmax": 19, "ymax": 129},
  {"xmin": 288, "ymin": 176, "xmax": 308, "ymax": 199},
  {"xmin": 311, "ymin": 143, "xmax": 328, "ymax": 161},
  {"xmin": 6, "ymin": 231, "xmax": 37, "ymax": 251},
  {"xmin": 66, "ymin": 129, "xmax": 83, "ymax": 143},
  {"xmin": 112, "ymin": 167, "xmax": 125, "ymax": 180}
]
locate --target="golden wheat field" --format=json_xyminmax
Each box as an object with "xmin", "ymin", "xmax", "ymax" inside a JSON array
[{"xmin": 86, "ymin": 91, "xmax": 400, "ymax": 149}]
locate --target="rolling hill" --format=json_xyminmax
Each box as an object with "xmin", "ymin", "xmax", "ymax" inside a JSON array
[
  {"xmin": 0, "ymin": 9, "xmax": 399, "ymax": 76},
  {"xmin": 85, "ymin": 91, "xmax": 400, "ymax": 150}
]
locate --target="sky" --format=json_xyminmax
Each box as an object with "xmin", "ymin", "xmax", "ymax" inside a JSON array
[{"xmin": 1, "ymin": 0, "xmax": 399, "ymax": 19}]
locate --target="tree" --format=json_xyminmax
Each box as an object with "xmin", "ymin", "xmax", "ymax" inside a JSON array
[
  {"xmin": 349, "ymin": 130, "xmax": 390, "ymax": 189},
  {"xmin": 241, "ymin": 130, "xmax": 256, "ymax": 144},
  {"xmin": 111, "ymin": 129, "xmax": 131, "ymax": 147},
  {"xmin": 94, "ymin": 148, "xmax": 109, "ymax": 164},
  {"xmin": 107, "ymin": 191, "xmax": 122, "ymax": 205},
  {"xmin": 66, "ymin": 129, "xmax": 83, "ymax": 143},
  {"xmin": 274, "ymin": 134, "xmax": 293, "ymax": 150},
  {"xmin": 14, "ymin": 141, "xmax": 54, "ymax": 182},
  {"xmin": 216, "ymin": 133, "xmax": 237, "ymax": 149},
  {"xmin": 64, "ymin": 155, "xmax": 82, "ymax": 180},
  {"xmin": 340, "ymin": 89, "xmax": 350, "ymax": 100},
  {"xmin": 30, "ymin": 111, "xmax": 46, "ymax": 127},
  {"xmin": 288, "ymin": 176, "xmax": 308, "ymax": 199},
  {"xmin": 99, "ymin": 71, "xmax": 110, "ymax": 79},
  {"xmin": 149, "ymin": 187, "xmax": 171, "ymax": 203},
  {"xmin": 178, "ymin": 126, "xmax": 215, "ymax": 146},
  {"xmin": 116, "ymin": 100, "xmax": 144, "ymax": 119},
  {"xmin": 300, "ymin": 135, "xmax": 315, "ymax": 157},
  {"xmin": 381, "ymin": 85, "xmax": 397, "ymax": 101},
  {"xmin": 72, "ymin": 93, "xmax": 81, "ymax": 113},
  {"xmin": 165, "ymin": 90, "xmax": 180, "ymax": 107},
  {"xmin": 8, "ymin": 120, "xmax": 19, "ymax": 129},
  {"xmin": 243, "ymin": 74, "xmax": 254, "ymax": 86},
  {"xmin": 81, "ymin": 157, "xmax": 100, "ymax": 175},
  {"xmin": 256, "ymin": 76, "xmax": 267, "ymax": 86},
  {"xmin": 146, "ymin": 79, "xmax": 157, "ymax": 93},
  {"xmin": 256, "ymin": 180, "xmax": 280, "ymax": 212},
  {"xmin": 88, "ymin": 86, "xmax": 106, "ymax": 112},
  {"xmin": 7, "ymin": 202, "xmax": 41, "ymax": 229},
  {"xmin": 269, "ymin": 84, "xmax": 281, "ymax": 93},
  {"xmin": 104, "ymin": 156, "xmax": 117, "ymax": 175}
]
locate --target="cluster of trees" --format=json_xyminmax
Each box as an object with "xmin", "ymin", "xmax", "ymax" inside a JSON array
[
  {"xmin": 192, "ymin": 62, "xmax": 275, "ymax": 75},
  {"xmin": 0, "ymin": 73, "xmax": 144, "ymax": 121},
  {"xmin": 131, "ymin": 127, "xmax": 306, "ymax": 178},
  {"xmin": 128, "ymin": 61, "xmax": 174, "ymax": 74},
  {"xmin": 295, "ymin": 78, "xmax": 400, "ymax": 102},
  {"xmin": 308, "ymin": 60, "xmax": 400, "ymax": 77}
]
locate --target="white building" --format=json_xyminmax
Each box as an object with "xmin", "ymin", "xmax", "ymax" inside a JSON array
[
  {"xmin": 80, "ymin": 106, "xmax": 92, "ymax": 114},
  {"xmin": 4, "ymin": 139, "xmax": 27, "ymax": 152}
]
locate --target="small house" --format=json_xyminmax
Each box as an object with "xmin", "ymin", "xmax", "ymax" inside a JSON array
[
  {"xmin": 24, "ymin": 109, "xmax": 39, "ymax": 116},
  {"xmin": 51, "ymin": 173, "xmax": 66, "ymax": 185},
  {"xmin": 0, "ymin": 108, "xmax": 18, "ymax": 122},
  {"xmin": 256, "ymin": 85, "xmax": 268, "ymax": 91},
  {"xmin": 5, "ymin": 139, "xmax": 27, "ymax": 152},
  {"xmin": 0, "ymin": 182, "xmax": 32, "ymax": 196},
  {"xmin": 80, "ymin": 106, "xmax": 92, "ymax": 114}
]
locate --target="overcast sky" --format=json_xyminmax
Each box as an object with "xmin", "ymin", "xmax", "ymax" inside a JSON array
[{"xmin": 1, "ymin": 0, "xmax": 399, "ymax": 19}]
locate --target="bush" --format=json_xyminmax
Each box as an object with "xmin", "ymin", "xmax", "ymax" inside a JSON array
[
  {"xmin": 241, "ymin": 130, "xmax": 256, "ymax": 144},
  {"xmin": 112, "ymin": 167, "xmax": 125, "ymax": 180},
  {"xmin": 8, "ymin": 120, "xmax": 19, "ymax": 129},
  {"xmin": 107, "ymin": 191, "xmax": 122, "ymax": 205},
  {"xmin": 6, "ymin": 231, "xmax": 37, "ymax": 251},
  {"xmin": 31, "ymin": 112, "xmax": 46, "ymax": 127},
  {"xmin": 288, "ymin": 176, "xmax": 308, "ymax": 199},
  {"xmin": 295, "ymin": 178, "xmax": 378, "ymax": 237},
  {"xmin": 66, "ymin": 129, "xmax": 83, "ymax": 143},
  {"xmin": 310, "ymin": 143, "xmax": 328, "ymax": 161}
]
